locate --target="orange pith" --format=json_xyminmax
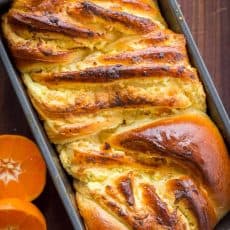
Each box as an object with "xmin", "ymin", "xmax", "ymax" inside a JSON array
[
  {"xmin": 0, "ymin": 135, "xmax": 46, "ymax": 201},
  {"xmin": 0, "ymin": 198, "xmax": 46, "ymax": 230}
]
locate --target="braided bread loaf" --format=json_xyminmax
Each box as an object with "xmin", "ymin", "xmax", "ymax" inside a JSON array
[{"xmin": 2, "ymin": 0, "xmax": 230, "ymax": 229}]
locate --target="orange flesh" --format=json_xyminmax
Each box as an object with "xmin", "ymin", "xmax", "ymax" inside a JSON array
[
  {"xmin": 0, "ymin": 135, "xmax": 46, "ymax": 201},
  {"xmin": 0, "ymin": 198, "xmax": 46, "ymax": 230}
]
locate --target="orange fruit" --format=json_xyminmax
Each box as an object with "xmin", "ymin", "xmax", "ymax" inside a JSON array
[
  {"xmin": 0, "ymin": 198, "xmax": 46, "ymax": 230},
  {"xmin": 0, "ymin": 135, "xmax": 46, "ymax": 201}
]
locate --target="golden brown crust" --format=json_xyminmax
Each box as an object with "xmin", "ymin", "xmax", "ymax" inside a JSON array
[
  {"xmin": 30, "ymin": 92, "xmax": 187, "ymax": 119},
  {"xmin": 110, "ymin": 112, "xmax": 230, "ymax": 212},
  {"xmin": 68, "ymin": 112, "xmax": 229, "ymax": 230},
  {"xmin": 70, "ymin": 1, "xmax": 157, "ymax": 33},
  {"xmin": 103, "ymin": 46, "xmax": 187, "ymax": 64},
  {"xmin": 32, "ymin": 64, "xmax": 196, "ymax": 85},
  {"xmin": 167, "ymin": 177, "xmax": 216, "ymax": 230},
  {"xmin": 10, "ymin": 42, "xmax": 74, "ymax": 63},
  {"xmin": 142, "ymin": 184, "xmax": 178, "ymax": 228},
  {"xmin": 77, "ymin": 193, "xmax": 128, "ymax": 230},
  {"xmin": 2, "ymin": 0, "xmax": 230, "ymax": 229},
  {"xmin": 8, "ymin": 10, "xmax": 99, "ymax": 38}
]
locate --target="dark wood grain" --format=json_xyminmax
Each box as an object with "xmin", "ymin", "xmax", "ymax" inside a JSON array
[
  {"xmin": 0, "ymin": 1, "xmax": 229, "ymax": 229},
  {"xmin": 178, "ymin": 0, "xmax": 230, "ymax": 113}
]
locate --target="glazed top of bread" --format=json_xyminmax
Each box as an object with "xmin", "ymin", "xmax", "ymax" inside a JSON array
[
  {"xmin": 73, "ymin": 111, "xmax": 230, "ymax": 230},
  {"xmin": 2, "ymin": 0, "xmax": 206, "ymax": 145},
  {"xmin": 2, "ymin": 0, "xmax": 230, "ymax": 229}
]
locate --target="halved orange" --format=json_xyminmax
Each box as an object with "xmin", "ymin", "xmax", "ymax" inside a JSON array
[
  {"xmin": 0, "ymin": 135, "xmax": 46, "ymax": 201},
  {"xmin": 0, "ymin": 198, "xmax": 46, "ymax": 230}
]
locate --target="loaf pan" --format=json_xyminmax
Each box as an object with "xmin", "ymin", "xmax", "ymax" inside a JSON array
[{"xmin": 0, "ymin": 0, "xmax": 229, "ymax": 229}]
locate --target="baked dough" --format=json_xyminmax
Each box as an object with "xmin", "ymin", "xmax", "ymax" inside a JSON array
[{"xmin": 2, "ymin": 0, "xmax": 230, "ymax": 229}]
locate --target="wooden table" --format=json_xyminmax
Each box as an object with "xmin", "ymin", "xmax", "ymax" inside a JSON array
[{"xmin": 0, "ymin": 1, "xmax": 229, "ymax": 229}]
